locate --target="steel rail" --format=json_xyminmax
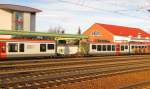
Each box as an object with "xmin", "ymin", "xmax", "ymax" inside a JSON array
[
  {"xmin": 0, "ymin": 58, "xmax": 150, "ymax": 76},
  {"xmin": 1, "ymin": 61, "xmax": 150, "ymax": 89},
  {"xmin": 0, "ymin": 55, "xmax": 149, "ymax": 67},
  {"xmin": 0, "ymin": 55, "xmax": 149, "ymax": 65}
]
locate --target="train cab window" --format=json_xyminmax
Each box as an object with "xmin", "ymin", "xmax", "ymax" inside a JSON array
[
  {"xmin": 19, "ymin": 44, "xmax": 24, "ymax": 52},
  {"xmin": 2, "ymin": 45, "xmax": 6, "ymax": 53},
  {"xmin": 8, "ymin": 43, "xmax": 18, "ymax": 52},
  {"xmin": 40, "ymin": 44, "xmax": 46, "ymax": 52},
  {"xmin": 112, "ymin": 45, "xmax": 115, "ymax": 51},
  {"xmin": 47, "ymin": 44, "xmax": 54, "ymax": 50},
  {"xmin": 97, "ymin": 45, "xmax": 102, "ymax": 51},
  {"xmin": 92, "ymin": 45, "xmax": 96, "ymax": 50},
  {"xmin": 107, "ymin": 45, "xmax": 111, "ymax": 51},
  {"xmin": 102, "ymin": 45, "xmax": 107, "ymax": 51}
]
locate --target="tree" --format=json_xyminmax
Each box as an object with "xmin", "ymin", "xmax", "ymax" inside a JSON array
[{"xmin": 48, "ymin": 25, "xmax": 65, "ymax": 34}]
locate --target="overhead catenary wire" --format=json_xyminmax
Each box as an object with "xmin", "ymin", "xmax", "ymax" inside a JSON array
[{"xmin": 57, "ymin": 0, "xmax": 150, "ymax": 21}]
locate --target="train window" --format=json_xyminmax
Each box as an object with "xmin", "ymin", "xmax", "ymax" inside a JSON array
[
  {"xmin": 19, "ymin": 44, "xmax": 24, "ymax": 52},
  {"xmin": 132, "ymin": 46, "xmax": 134, "ymax": 49},
  {"xmin": 102, "ymin": 45, "xmax": 106, "ymax": 51},
  {"xmin": 107, "ymin": 45, "xmax": 111, "ymax": 51},
  {"xmin": 48, "ymin": 44, "xmax": 54, "ymax": 50},
  {"xmin": 92, "ymin": 45, "xmax": 96, "ymax": 50},
  {"xmin": 112, "ymin": 45, "xmax": 115, "ymax": 51},
  {"xmin": 40, "ymin": 44, "xmax": 46, "ymax": 52},
  {"xmin": 121, "ymin": 45, "xmax": 124, "ymax": 51},
  {"xmin": 97, "ymin": 45, "xmax": 102, "ymax": 51},
  {"xmin": 125, "ymin": 45, "xmax": 128, "ymax": 49},
  {"xmin": 58, "ymin": 40, "xmax": 66, "ymax": 45},
  {"xmin": 8, "ymin": 43, "xmax": 18, "ymax": 52}
]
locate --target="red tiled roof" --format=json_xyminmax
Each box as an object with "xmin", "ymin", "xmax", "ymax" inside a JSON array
[
  {"xmin": 96, "ymin": 23, "xmax": 150, "ymax": 38},
  {"xmin": 0, "ymin": 4, "xmax": 41, "ymax": 13}
]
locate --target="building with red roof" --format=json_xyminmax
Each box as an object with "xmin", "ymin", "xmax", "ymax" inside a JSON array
[{"xmin": 83, "ymin": 23, "xmax": 150, "ymax": 42}]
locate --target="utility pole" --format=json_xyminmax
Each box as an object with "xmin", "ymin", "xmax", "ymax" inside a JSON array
[{"xmin": 78, "ymin": 26, "xmax": 81, "ymax": 35}]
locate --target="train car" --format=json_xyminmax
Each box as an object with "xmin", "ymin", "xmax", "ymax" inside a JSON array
[
  {"xmin": 88, "ymin": 42, "xmax": 150, "ymax": 55},
  {"xmin": 130, "ymin": 42, "xmax": 150, "ymax": 54},
  {"xmin": 0, "ymin": 39, "xmax": 56, "ymax": 59},
  {"xmin": 57, "ymin": 40, "xmax": 79, "ymax": 56},
  {"xmin": 89, "ymin": 42, "xmax": 119, "ymax": 55}
]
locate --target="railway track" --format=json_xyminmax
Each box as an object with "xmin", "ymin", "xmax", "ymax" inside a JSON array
[
  {"xmin": 0, "ymin": 56, "xmax": 150, "ymax": 74},
  {"xmin": 0, "ymin": 57, "xmax": 147, "ymax": 71},
  {"xmin": 0, "ymin": 55, "xmax": 148, "ymax": 65},
  {"xmin": 1, "ymin": 60, "xmax": 150, "ymax": 89},
  {"xmin": 0, "ymin": 55, "xmax": 149, "ymax": 68},
  {"xmin": 0, "ymin": 55, "xmax": 150, "ymax": 89}
]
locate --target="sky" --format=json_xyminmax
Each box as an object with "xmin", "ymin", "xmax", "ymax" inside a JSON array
[{"xmin": 0, "ymin": 0, "xmax": 150, "ymax": 34}]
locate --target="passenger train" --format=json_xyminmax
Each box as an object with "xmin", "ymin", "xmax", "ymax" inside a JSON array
[
  {"xmin": 0, "ymin": 38, "xmax": 150, "ymax": 59},
  {"xmin": 89, "ymin": 42, "xmax": 150, "ymax": 55}
]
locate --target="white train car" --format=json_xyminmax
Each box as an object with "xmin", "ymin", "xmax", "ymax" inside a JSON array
[
  {"xmin": 0, "ymin": 39, "xmax": 56, "ymax": 59},
  {"xmin": 57, "ymin": 40, "xmax": 79, "ymax": 55},
  {"xmin": 89, "ymin": 42, "xmax": 120, "ymax": 55},
  {"xmin": 57, "ymin": 45, "xmax": 79, "ymax": 55},
  {"xmin": 89, "ymin": 42, "xmax": 150, "ymax": 55}
]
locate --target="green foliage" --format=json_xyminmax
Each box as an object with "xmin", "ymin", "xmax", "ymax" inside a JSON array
[{"xmin": 80, "ymin": 42, "xmax": 89, "ymax": 55}]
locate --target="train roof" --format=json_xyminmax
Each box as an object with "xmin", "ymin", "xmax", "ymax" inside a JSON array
[{"xmin": 0, "ymin": 30, "xmax": 88, "ymax": 39}]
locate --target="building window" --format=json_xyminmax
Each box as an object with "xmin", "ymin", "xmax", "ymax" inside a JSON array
[
  {"xmin": 8, "ymin": 43, "xmax": 18, "ymax": 52},
  {"xmin": 47, "ymin": 44, "xmax": 54, "ymax": 50},
  {"xmin": 92, "ymin": 31, "xmax": 100, "ymax": 36},
  {"xmin": 15, "ymin": 12, "xmax": 23, "ymax": 30},
  {"xmin": 40, "ymin": 44, "xmax": 46, "ymax": 52}
]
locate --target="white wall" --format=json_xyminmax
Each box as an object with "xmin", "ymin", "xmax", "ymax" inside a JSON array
[
  {"xmin": 57, "ymin": 46, "xmax": 79, "ymax": 55},
  {"xmin": 0, "ymin": 9, "xmax": 12, "ymax": 30},
  {"xmin": 114, "ymin": 35, "xmax": 131, "ymax": 42},
  {"xmin": 23, "ymin": 12, "xmax": 31, "ymax": 32},
  {"xmin": 0, "ymin": 35, "xmax": 12, "ymax": 39}
]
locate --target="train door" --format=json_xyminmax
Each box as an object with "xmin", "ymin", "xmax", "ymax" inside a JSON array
[
  {"xmin": 0, "ymin": 42, "xmax": 6, "ymax": 59},
  {"xmin": 116, "ymin": 44, "xmax": 120, "ymax": 55}
]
